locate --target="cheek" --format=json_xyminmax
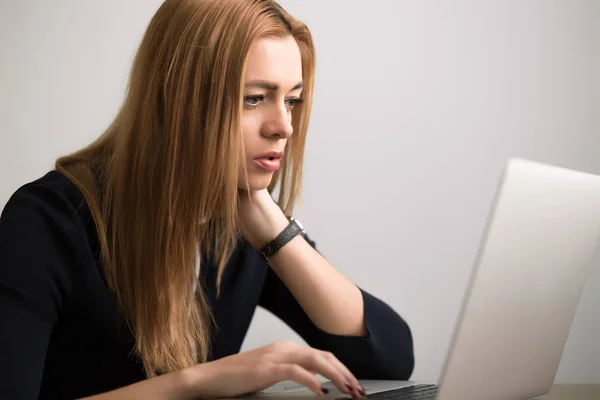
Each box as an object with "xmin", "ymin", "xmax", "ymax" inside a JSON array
[{"xmin": 242, "ymin": 116, "xmax": 263, "ymax": 159}]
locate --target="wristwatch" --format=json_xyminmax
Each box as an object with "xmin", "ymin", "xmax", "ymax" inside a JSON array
[{"xmin": 259, "ymin": 217, "xmax": 306, "ymax": 260}]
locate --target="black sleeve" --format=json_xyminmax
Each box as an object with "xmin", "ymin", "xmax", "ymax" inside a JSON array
[
  {"xmin": 0, "ymin": 182, "xmax": 83, "ymax": 399},
  {"xmin": 258, "ymin": 237, "xmax": 415, "ymax": 380}
]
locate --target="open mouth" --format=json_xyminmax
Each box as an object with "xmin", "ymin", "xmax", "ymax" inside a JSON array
[{"xmin": 254, "ymin": 156, "xmax": 282, "ymax": 172}]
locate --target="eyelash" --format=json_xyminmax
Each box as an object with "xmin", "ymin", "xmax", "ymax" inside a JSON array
[{"xmin": 243, "ymin": 95, "xmax": 304, "ymax": 110}]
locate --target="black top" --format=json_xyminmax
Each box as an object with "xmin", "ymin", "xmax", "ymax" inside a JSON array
[{"xmin": 0, "ymin": 171, "xmax": 414, "ymax": 399}]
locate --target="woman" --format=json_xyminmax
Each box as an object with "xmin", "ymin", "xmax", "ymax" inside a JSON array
[{"xmin": 0, "ymin": 0, "xmax": 414, "ymax": 399}]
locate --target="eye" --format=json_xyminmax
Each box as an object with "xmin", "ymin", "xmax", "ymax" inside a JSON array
[
  {"xmin": 285, "ymin": 97, "xmax": 304, "ymax": 110},
  {"xmin": 244, "ymin": 95, "xmax": 265, "ymax": 108}
]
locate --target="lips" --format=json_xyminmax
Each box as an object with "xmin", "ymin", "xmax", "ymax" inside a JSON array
[
  {"xmin": 254, "ymin": 151, "xmax": 284, "ymax": 172},
  {"xmin": 254, "ymin": 151, "xmax": 284, "ymax": 160}
]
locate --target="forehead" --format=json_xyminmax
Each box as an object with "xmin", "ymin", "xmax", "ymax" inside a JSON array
[{"xmin": 245, "ymin": 36, "xmax": 303, "ymax": 86}]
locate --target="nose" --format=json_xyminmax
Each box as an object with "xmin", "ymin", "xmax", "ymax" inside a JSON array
[{"xmin": 261, "ymin": 103, "xmax": 293, "ymax": 139}]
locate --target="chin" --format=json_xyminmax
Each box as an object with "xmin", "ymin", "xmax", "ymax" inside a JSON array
[{"xmin": 237, "ymin": 173, "xmax": 273, "ymax": 191}]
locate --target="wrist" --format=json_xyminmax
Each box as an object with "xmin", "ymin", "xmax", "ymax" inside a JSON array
[
  {"xmin": 258, "ymin": 217, "xmax": 307, "ymax": 261},
  {"xmin": 265, "ymin": 210, "xmax": 290, "ymax": 245},
  {"xmin": 251, "ymin": 207, "xmax": 290, "ymax": 250},
  {"xmin": 177, "ymin": 363, "xmax": 213, "ymax": 399}
]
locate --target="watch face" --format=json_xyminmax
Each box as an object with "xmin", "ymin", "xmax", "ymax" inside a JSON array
[{"xmin": 293, "ymin": 217, "xmax": 305, "ymax": 232}]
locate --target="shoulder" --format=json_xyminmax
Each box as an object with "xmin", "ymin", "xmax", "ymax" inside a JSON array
[
  {"xmin": 0, "ymin": 170, "xmax": 91, "ymax": 290},
  {"xmin": 2, "ymin": 170, "xmax": 85, "ymax": 215},
  {"xmin": 1, "ymin": 170, "xmax": 90, "ymax": 247}
]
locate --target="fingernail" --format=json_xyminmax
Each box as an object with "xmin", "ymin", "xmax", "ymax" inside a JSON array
[
  {"xmin": 320, "ymin": 386, "xmax": 329, "ymax": 395},
  {"xmin": 345, "ymin": 383, "xmax": 354, "ymax": 393},
  {"xmin": 358, "ymin": 387, "xmax": 366, "ymax": 397}
]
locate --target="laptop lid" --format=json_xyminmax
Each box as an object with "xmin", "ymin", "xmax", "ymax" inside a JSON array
[{"xmin": 437, "ymin": 158, "xmax": 600, "ymax": 400}]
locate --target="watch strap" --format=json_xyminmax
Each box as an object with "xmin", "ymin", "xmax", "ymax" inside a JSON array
[{"xmin": 259, "ymin": 217, "xmax": 305, "ymax": 260}]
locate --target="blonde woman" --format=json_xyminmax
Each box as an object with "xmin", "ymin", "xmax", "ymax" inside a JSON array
[{"xmin": 0, "ymin": 0, "xmax": 414, "ymax": 399}]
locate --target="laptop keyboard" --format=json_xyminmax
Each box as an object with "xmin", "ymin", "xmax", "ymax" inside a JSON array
[{"xmin": 366, "ymin": 384, "xmax": 438, "ymax": 400}]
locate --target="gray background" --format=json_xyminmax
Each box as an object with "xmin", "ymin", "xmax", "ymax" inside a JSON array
[{"xmin": 1, "ymin": 0, "xmax": 598, "ymax": 383}]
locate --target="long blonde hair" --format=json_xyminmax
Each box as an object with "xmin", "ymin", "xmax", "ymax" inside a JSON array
[{"xmin": 55, "ymin": 0, "xmax": 315, "ymax": 377}]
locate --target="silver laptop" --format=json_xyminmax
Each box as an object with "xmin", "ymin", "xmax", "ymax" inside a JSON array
[{"xmin": 244, "ymin": 158, "xmax": 600, "ymax": 400}]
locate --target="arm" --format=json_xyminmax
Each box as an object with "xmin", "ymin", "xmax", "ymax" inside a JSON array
[
  {"xmin": 240, "ymin": 190, "xmax": 364, "ymax": 336},
  {"xmin": 240, "ymin": 190, "xmax": 415, "ymax": 379},
  {"xmin": 269, "ymin": 217, "xmax": 367, "ymax": 336},
  {"xmin": 258, "ymin": 250, "xmax": 415, "ymax": 380},
  {"xmin": 269, "ymin": 230, "xmax": 368, "ymax": 337},
  {"xmin": 0, "ymin": 181, "xmax": 363, "ymax": 399}
]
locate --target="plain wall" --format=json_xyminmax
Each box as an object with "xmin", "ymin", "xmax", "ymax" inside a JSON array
[{"xmin": 1, "ymin": 0, "xmax": 598, "ymax": 384}]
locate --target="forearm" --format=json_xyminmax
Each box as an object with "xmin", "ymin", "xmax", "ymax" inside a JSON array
[
  {"xmin": 268, "ymin": 233, "xmax": 368, "ymax": 337},
  {"xmin": 239, "ymin": 190, "xmax": 367, "ymax": 337},
  {"xmin": 81, "ymin": 367, "xmax": 197, "ymax": 400}
]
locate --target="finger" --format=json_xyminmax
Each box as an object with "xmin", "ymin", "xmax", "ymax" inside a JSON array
[
  {"xmin": 299, "ymin": 350, "xmax": 353, "ymax": 395},
  {"xmin": 267, "ymin": 342, "xmax": 351, "ymax": 395},
  {"xmin": 319, "ymin": 350, "xmax": 363, "ymax": 395},
  {"xmin": 271, "ymin": 363, "xmax": 326, "ymax": 396},
  {"xmin": 319, "ymin": 350, "xmax": 358, "ymax": 385}
]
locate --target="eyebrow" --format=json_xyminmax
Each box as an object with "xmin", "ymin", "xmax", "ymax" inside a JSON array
[{"xmin": 245, "ymin": 80, "xmax": 304, "ymax": 92}]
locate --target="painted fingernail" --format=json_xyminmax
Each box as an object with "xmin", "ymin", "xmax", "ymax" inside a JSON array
[
  {"xmin": 345, "ymin": 383, "xmax": 354, "ymax": 393},
  {"xmin": 358, "ymin": 387, "xmax": 366, "ymax": 397},
  {"xmin": 320, "ymin": 386, "xmax": 329, "ymax": 395}
]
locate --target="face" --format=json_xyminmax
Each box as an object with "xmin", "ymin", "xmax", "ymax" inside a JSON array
[{"xmin": 238, "ymin": 35, "xmax": 304, "ymax": 191}]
